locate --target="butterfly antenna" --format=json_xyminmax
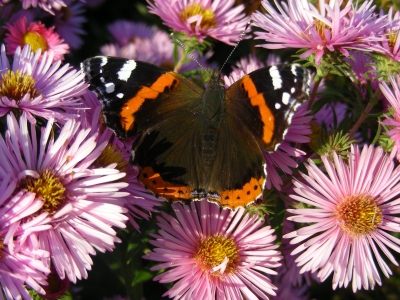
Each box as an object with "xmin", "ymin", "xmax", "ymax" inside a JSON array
[
  {"xmin": 170, "ymin": 33, "xmax": 209, "ymax": 74},
  {"xmin": 219, "ymin": 20, "xmax": 252, "ymax": 73}
]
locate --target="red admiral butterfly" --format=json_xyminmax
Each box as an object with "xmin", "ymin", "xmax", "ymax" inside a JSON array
[{"xmin": 81, "ymin": 57, "xmax": 309, "ymax": 209}]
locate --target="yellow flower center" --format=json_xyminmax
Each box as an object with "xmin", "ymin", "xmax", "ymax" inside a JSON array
[
  {"xmin": 387, "ymin": 30, "xmax": 399, "ymax": 52},
  {"xmin": 313, "ymin": 19, "xmax": 329, "ymax": 44},
  {"xmin": 23, "ymin": 31, "xmax": 48, "ymax": 52},
  {"xmin": 20, "ymin": 170, "xmax": 67, "ymax": 215},
  {"xmin": 92, "ymin": 144, "xmax": 128, "ymax": 173},
  {"xmin": 180, "ymin": 3, "xmax": 217, "ymax": 30},
  {"xmin": 335, "ymin": 193, "xmax": 382, "ymax": 237},
  {"xmin": 0, "ymin": 70, "xmax": 40, "ymax": 101},
  {"xmin": 193, "ymin": 235, "xmax": 239, "ymax": 276}
]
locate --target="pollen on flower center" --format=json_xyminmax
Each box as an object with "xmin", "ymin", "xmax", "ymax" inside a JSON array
[
  {"xmin": 335, "ymin": 194, "xmax": 382, "ymax": 237},
  {"xmin": 387, "ymin": 30, "xmax": 399, "ymax": 52},
  {"xmin": 92, "ymin": 144, "xmax": 128, "ymax": 173},
  {"xmin": 313, "ymin": 19, "xmax": 329, "ymax": 43},
  {"xmin": 23, "ymin": 31, "xmax": 48, "ymax": 52},
  {"xmin": 0, "ymin": 70, "xmax": 40, "ymax": 101},
  {"xmin": 20, "ymin": 169, "xmax": 67, "ymax": 215},
  {"xmin": 180, "ymin": 3, "xmax": 217, "ymax": 30},
  {"xmin": 193, "ymin": 235, "xmax": 239, "ymax": 276}
]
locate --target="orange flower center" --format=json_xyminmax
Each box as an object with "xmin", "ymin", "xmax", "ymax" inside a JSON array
[
  {"xmin": 387, "ymin": 30, "xmax": 399, "ymax": 52},
  {"xmin": 180, "ymin": 3, "xmax": 217, "ymax": 30},
  {"xmin": 0, "ymin": 70, "xmax": 40, "ymax": 101},
  {"xmin": 23, "ymin": 31, "xmax": 48, "ymax": 52},
  {"xmin": 335, "ymin": 193, "xmax": 382, "ymax": 237},
  {"xmin": 193, "ymin": 234, "xmax": 239, "ymax": 277}
]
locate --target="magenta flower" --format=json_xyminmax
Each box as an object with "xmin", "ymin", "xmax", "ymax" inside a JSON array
[
  {"xmin": 380, "ymin": 75, "xmax": 400, "ymax": 160},
  {"xmin": 252, "ymin": 0, "xmax": 388, "ymax": 65},
  {"xmin": 0, "ymin": 177, "xmax": 51, "ymax": 299},
  {"xmin": 0, "ymin": 44, "xmax": 87, "ymax": 124},
  {"xmin": 4, "ymin": 16, "xmax": 69, "ymax": 61},
  {"xmin": 147, "ymin": 0, "xmax": 250, "ymax": 45},
  {"xmin": 284, "ymin": 144, "xmax": 400, "ymax": 292},
  {"xmin": 144, "ymin": 200, "xmax": 282, "ymax": 299},
  {"xmin": 0, "ymin": 113, "xmax": 129, "ymax": 283}
]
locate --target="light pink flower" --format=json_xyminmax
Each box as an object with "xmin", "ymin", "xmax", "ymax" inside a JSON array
[
  {"xmin": 376, "ymin": 8, "xmax": 400, "ymax": 61},
  {"xmin": 147, "ymin": 0, "xmax": 250, "ymax": 45},
  {"xmin": 4, "ymin": 16, "xmax": 69, "ymax": 61},
  {"xmin": 0, "ymin": 44, "xmax": 87, "ymax": 124},
  {"xmin": 380, "ymin": 75, "xmax": 400, "ymax": 160},
  {"xmin": 252, "ymin": 0, "xmax": 388, "ymax": 65},
  {"xmin": 0, "ymin": 177, "xmax": 51, "ymax": 299},
  {"xmin": 0, "ymin": 113, "xmax": 129, "ymax": 283},
  {"xmin": 20, "ymin": 0, "xmax": 66, "ymax": 14},
  {"xmin": 285, "ymin": 144, "xmax": 400, "ymax": 292},
  {"xmin": 144, "ymin": 200, "xmax": 282, "ymax": 299}
]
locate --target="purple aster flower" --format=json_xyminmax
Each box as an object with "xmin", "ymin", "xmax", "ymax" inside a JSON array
[
  {"xmin": 285, "ymin": 144, "xmax": 400, "ymax": 292},
  {"xmin": 20, "ymin": 0, "xmax": 67, "ymax": 14},
  {"xmin": 0, "ymin": 177, "xmax": 51, "ymax": 298},
  {"xmin": 54, "ymin": 0, "xmax": 86, "ymax": 50},
  {"xmin": 147, "ymin": 0, "xmax": 250, "ymax": 45},
  {"xmin": 0, "ymin": 113, "xmax": 129, "ymax": 283},
  {"xmin": 380, "ymin": 75, "xmax": 400, "ymax": 161},
  {"xmin": 144, "ymin": 200, "xmax": 282, "ymax": 299},
  {"xmin": 0, "ymin": 44, "xmax": 87, "ymax": 124},
  {"xmin": 376, "ymin": 8, "xmax": 400, "ymax": 61},
  {"xmin": 252, "ymin": 0, "xmax": 388, "ymax": 65}
]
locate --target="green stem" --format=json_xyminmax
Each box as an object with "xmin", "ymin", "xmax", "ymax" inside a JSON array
[
  {"xmin": 307, "ymin": 76, "xmax": 322, "ymax": 111},
  {"xmin": 174, "ymin": 51, "xmax": 188, "ymax": 73}
]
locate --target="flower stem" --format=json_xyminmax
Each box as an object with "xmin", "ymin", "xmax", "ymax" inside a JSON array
[{"xmin": 307, "ymin": 76, "xmax": 322, "ymax": 111}]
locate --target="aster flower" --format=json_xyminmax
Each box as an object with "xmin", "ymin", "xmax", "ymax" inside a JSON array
[
  {"xmin": 0, "ymin": 177, "xmax": 51, "ymax": 299},
  {"xmin": 224, "ymin": 59, "xmax": 312, "ymax": 190},
  {"xmin": 144, "ymin": 200, "xmax": 282, "ymax": 299},
  {"xmin": 284, "ymin": 144, "xmax": 400, "ymax": 292},
  {"xmin": 147, "ymin": 0, "xmax": 250, "ymax": 45},
  {"xmin": 377, "ymin": 8, "xmax": 400, "ymax": 61},
  {"xmin": 54, "ymin": 0, "xmax": 86, "ymax": 50},
  {"xmin": 380, "ymin": 75, "xmax": 400, "ymax": 161},
  {"xmin": 4, "ymin": 16, "xmax": 69, "ymax": 61},
  {"xmin": 20, "ymin": 0, "xmax": 66, "ymax": 14},
  {"xmin": 0, "ymin": 44, "xmax": 87, "ymax": 124},
  {"xmin": 0, "ymin": 113, "xmax": 129, "ymax": 282},
  {"xmin": 252, "ymin": 0, "xmax": 388, "ymax": 65}
]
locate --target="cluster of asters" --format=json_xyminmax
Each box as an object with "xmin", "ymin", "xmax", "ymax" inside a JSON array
[{"xmin": 0, "ymin": 0, "xmax": 399, "ymax": 299}]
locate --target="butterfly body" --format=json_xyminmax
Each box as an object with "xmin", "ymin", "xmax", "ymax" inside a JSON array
[{"xmin": 82, "ymin": 57, "xmax": 309, "ymax": 209}]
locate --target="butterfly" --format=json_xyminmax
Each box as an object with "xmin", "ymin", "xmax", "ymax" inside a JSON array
[{"xmin": 81, "ymin": 57, "xmax": 310, "ymax": 209}]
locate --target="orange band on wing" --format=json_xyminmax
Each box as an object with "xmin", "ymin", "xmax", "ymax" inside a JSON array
[
  {"xmin": 120, "ymin": 73, "xmax": 177, "ymax": 132},
  {"xmin": 241, "ymin": 77, "xmax": 275, "ymax": 144},
  {"xmin": 214, "ymin": 176, "xmax": 265, "ymax": 209},
  {"xmin": 138, "ymin": 166, "xmax": 193, "ymax": 201}
]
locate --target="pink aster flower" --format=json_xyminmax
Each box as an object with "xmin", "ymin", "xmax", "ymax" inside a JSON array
[
  {"xmin": 380, "ymin": 75, "xmax": 400, "ymax": 160},
  {"xmin": 0, "ymin": 177, "xmax": 51, "ymax": 299},
  {"xmin": 252, "ymin": 0, "xmax": 388, "ymax": 65},
  {"xmin": 54, "ymin": 0, "xmax": 86, "ymax": 50},
  {"xmin": 144, "ymin": 200, "xmax": 282, "ymax": 299},
  {"xmin": 0, "ymin": 44, "xmax": 87, "ymax": 124},
  {"xmin": 147, "ymin": 0, "xmax": 250, "ymax": 45},
  {"xmin": 284, "ymin": 144, "xmax": 400, "ymax": 292},
  {"xmin": 376, "ymin": 8, "xmax": 400, "ymax": 61},
  {"xmin": 0, "ymin": 113, "xmax": 129, "ymax": 283},
  {"xmin": 224, "ymin": 61, "xmax": 312, "ymax": 190},
  {"xmin": 4, "ymin": 16, "xmax": 69, "ymax": 61},
  {"xmin": 20, "ymin": 0, "xmax": 66, "ymax": 14}
]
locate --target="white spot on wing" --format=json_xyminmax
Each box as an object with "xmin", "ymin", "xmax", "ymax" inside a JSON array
[
  {"xmin": 291, "ymin": 87, "xmax": 295, "ymax": 94},
  {"xmin": 105, "ymin": 82, "xmax": 115, "ymax": 93},
  {"xmin": 275, "ymin": 103, "xmax": 281, "ymax": 110},
  {"xmin": 100, "ymin": 57, "xmax": 108, "ymax": 66},
  {"xmin": 269, "ymin": 66, "xmax": 282, "ymax": 90},
  {"xmin": 116, "ymin": 93, "xmax": 124, "ymax": 98},
  {"xmin": 118, "ymin": 60, "xmax": 137, "ymax": 82},
  {"xmin": 282, "ymin": 92, "xmax": 290, "ymax": 105}
]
